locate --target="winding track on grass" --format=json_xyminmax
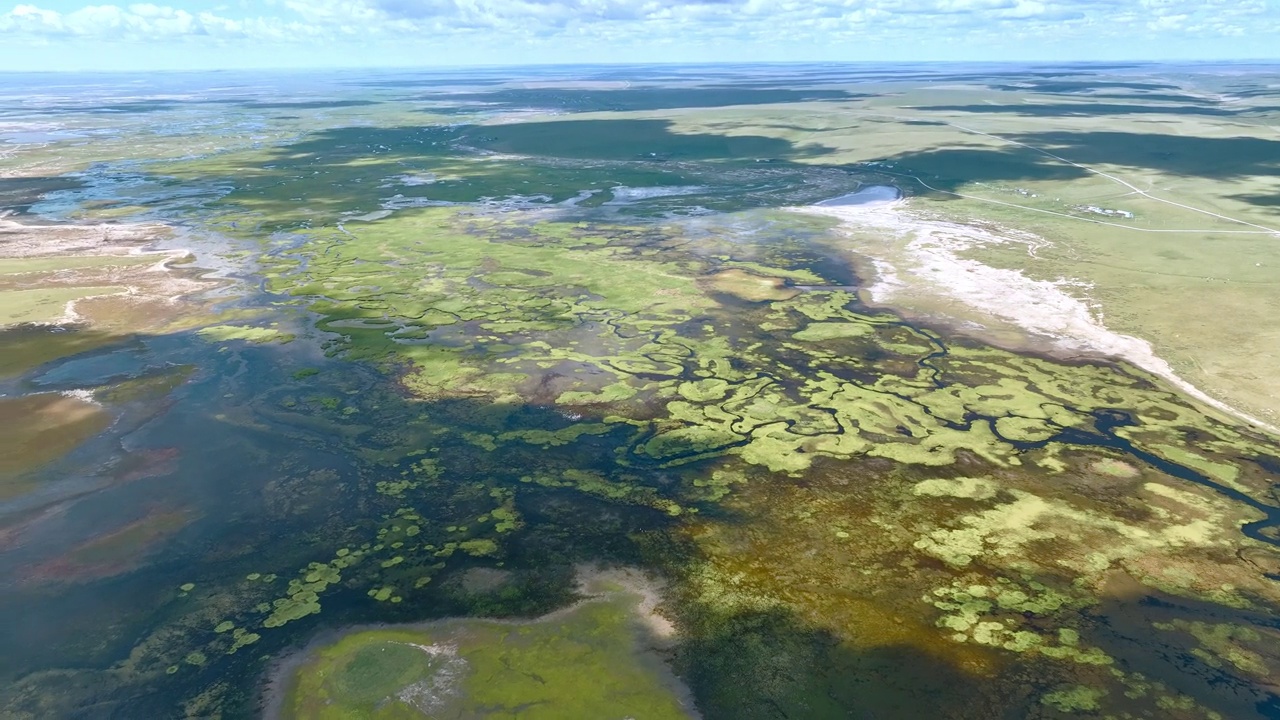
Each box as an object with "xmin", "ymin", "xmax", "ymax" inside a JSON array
[
  {"xmin": 853, "ymin": 109, "xmax": 1280, "ymax": 236},
  {"xmin": 881, "ymin": 170, "xmax": 1280, "ymax": 235},
  {"xmin": 944, "ymin": 120, "xmax": 1280, "ymax": 234}
]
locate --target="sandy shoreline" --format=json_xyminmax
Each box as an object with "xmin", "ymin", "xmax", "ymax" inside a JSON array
[
  {"xmin": 0, "ymin": 212, "xmax": 211, "ymax": 327},
  {"xmin": 0, "ymin": 212, "xmax": 171, "ymax": 258},
  {"xmin": 793, "ymin": 193, "xmax": 1280, "ymax": 436}
]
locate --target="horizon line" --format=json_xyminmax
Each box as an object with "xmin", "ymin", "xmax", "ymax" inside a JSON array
[{"xmin": 4, "ymin": 57, "xmax": 1280, "ymax": 75}]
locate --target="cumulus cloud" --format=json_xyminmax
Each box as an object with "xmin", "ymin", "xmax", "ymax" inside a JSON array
[
  {"xmin": 0, "ymin": 0, "xmax": 1275, "ymax": 45},
  {"xmin": 3, "ymin": 3, "xmax": 222, "ymax": 37}
]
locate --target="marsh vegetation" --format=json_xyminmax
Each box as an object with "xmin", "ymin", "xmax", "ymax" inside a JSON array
[{"xmin": 1, "ymin": 63, "xmax": 1279, "ymax": 719}]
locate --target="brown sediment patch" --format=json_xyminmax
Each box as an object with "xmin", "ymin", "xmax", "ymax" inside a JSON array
[
  {"xmin": 73, "ymin": 292, "xmax": 197, "ymax": 331},
  {"xmin": 1091, "ymin": 457, "xmax": 1140, "ymax": 479},
  {"xmin": 0, "ymin": 393, "xmax": 110, "ymax": 490},
  {"xmin": 0, "ymin": 258, "xmax": 212, "ymax": 331},
  {"xmin": 673, "ymin": 465, "xmax": 1009, "ymax": 663},
  {"xmin": 0, "ymin": 213, "xmax": 167, "ymax": 258},
  {"xmin": 112, "ymin": 447, "xmax": 181, "ymax": 484},
  {"xmin": 0, "ymin": 502, "xmax": 67, "ymax": 552},
  {"xmin": 663, "ymin": 463, "xmax": 1020, "ymax": 718},
  {"xmin": 1, "ymin": 214, "xmax": 216, "ymax": 313},
  {"xmin": 704, "ymin": 268, "xmax": 800, "ymax": 303},
  {"xmin": 665, "ymin": 441, "xmax": 1280, "ymax": 717},
  {"xmin": 1238, "ymin": 547, "xmax": 1280, "ymax": 577},
  {"xmin": 0, "ymin": 215, "xmax": 222, "ymax": 379},
  {"xmin": 21, "ymin": 505, "xmax": 194, "ymax": 585}
]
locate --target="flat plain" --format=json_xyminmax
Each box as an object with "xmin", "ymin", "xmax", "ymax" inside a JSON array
[{"xmin": 1, "ymin": 63, "xmax": 1280, "ymax": 720}]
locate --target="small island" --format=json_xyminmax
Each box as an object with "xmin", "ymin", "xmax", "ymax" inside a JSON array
[{"xmin": 271, "ymin": 568, "xmax": 696, "ymax": 720}]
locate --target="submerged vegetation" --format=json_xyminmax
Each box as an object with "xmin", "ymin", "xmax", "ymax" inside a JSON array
[{"xmin": 2, "ymin": 63, "xmax": 1280, "ymax": 719}]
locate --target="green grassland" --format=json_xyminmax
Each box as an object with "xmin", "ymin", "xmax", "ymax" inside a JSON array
[{"xmin": 0, "ymin": 286, "xmax": 126, "ymax": 325}]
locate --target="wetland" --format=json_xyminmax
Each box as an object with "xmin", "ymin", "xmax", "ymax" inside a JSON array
[{"xmin": 2, "ymin": 63, "xmax": 1280, "ymax": 719}]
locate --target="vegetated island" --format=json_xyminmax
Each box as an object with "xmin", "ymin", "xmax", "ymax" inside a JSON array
[{"xmin": 268, "ymin": 567, "xmax": 696, "ymax": 720}]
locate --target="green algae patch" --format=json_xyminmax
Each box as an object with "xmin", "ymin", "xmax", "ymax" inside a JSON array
[
  {"xmin": 277, "ymin": 573, "xmax": 695, "ymax": 720},
  {"xmin": 994, "ymin": 415, "xmax": 1056, "ymax": 443},
  {"xmin": 558, "ymin": 381, "xmax": 640, "ymax": 405},
  {"xmin": 197, "ymin": 324, "xmax": 293, "ymax": 344},
  {"xmin": 1149, "ymin": 444, "xmax": 1246, "ymax": 492},
  {"xmin": 1041, "ymin": 685, "xmax": 1106, "ymax": 712},
  {"xmin": 94, "ymin": 365, "xmax": 196, "ymax": 404},
  {"xmin": 262, "ymin": 208, "xmax": 716, "ymax": 402},
  {"xmin": 248, "ymin": 204, "xmax": 1280, "ymax": 494},
  {"xmin": 792, "ymin": 321, "xmax": 874, "ymax": 342},
  {"xmin": 498, "ymin": 422, "xmax": 614, "ymax": 447}
]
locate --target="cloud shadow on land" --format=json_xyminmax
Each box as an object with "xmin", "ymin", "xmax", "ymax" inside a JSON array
[
  {"xmin": 1229, "ymin": 193, "xmax": 1280, "ymax": 208},
  {"xmin": 265, "ymin": 117, "xmax": 832, "ymax": 166},
  {"xmin": 988, "ymin": 80, "xmax": 1181, "ymax": 93},
  {"xmin": 21, "ymin": 100, "xmax": 181, "ymax": 115},
  {"xmin": 198, "ymin": 117, "xmax": 834, "ymax": 225},
  {"xmin": 143, "ymin": 116, "xmax": 814, "ymax": 230},
  {"xmin": 418, "ymin": 87, "xmax": 870, "ymax": 113},
  {"xmin": 1008, "ymin": 131, "xmax": 1280, "ymax": 179},
  {"xmin": 876, "ymin": 131, "xmax": 1280, "ymax": 204},
  {"xmin": 912, "ymin": 102, "xmax": 1276, "ymax": 118},
  {"xmin": 871, "ymin": 145, "xmax": 1091, "ymax": 196},
  {"xmin": 675, "ymin": 606, "xmax": 1002, "ymax": 719},
  {"xmin": 464, "ymin": 118, "xmax": 835, "ymax": 162},
  {"xmin": 1084, "ymin": 92, "xmax": 1230, "ymax": 105}
]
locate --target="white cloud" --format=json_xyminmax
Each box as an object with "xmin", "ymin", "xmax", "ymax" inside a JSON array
[{"xmin": 0, "ymin": 0, "xmax": 1277, "ymax": 48}]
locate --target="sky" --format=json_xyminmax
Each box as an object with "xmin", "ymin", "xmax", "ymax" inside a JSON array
[{"xmin": 0, "ymin": 0, "xmax": 1278, "ymax": 71}]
